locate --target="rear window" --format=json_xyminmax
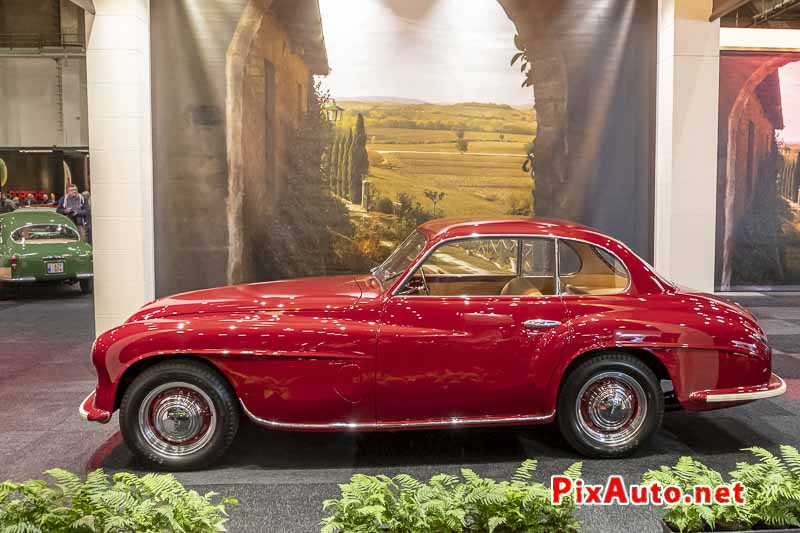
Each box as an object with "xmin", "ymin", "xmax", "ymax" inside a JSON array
[
  {"xmin": 11, "ymin": 224, "xmax": 79, "ymax": 244},
  {"xmin": 558, "ymin": 240, "xmax": 630, "ymax": 295}
]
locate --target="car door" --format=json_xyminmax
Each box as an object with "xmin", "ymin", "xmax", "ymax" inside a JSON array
[{"xmin": 376, "ymin": 236, "xmax": 570, "ymax": 424}]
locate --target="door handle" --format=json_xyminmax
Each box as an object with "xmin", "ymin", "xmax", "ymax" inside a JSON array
[{"xmin": 523, "ymin": 319, "xmax": 561, "ymax": 329}]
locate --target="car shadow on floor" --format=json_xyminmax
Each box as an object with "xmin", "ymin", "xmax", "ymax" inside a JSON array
[
  {"xmin": 0, "ymin": 282, "xmax": 87, "ymax": 301},
  {"xmin": 92, "ymin": 404, "xmax": 791, "ymax": 474}
]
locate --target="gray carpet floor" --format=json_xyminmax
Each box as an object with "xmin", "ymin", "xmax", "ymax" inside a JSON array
[{"xmin": 1, "ymin": 285, "xmax": 799, "ymax": 532}]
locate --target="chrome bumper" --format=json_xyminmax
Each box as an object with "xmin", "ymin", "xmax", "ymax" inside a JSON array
[
  {"xmin": 78, "ymin": 390, "xmax": 111, "ymax": 423},
  {"xmin": 690, "ymin": 373, "xmax": 787, "ymax": 404},
  {"xmin": 0, "ymin": 276, "xmax": 36, "ymax": 283}
]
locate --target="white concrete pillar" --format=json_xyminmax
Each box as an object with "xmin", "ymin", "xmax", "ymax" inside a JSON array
[
  {"xmin": 655, "ymin": 0, "xmax": 720, "ymax": 292},
  {"xmin": 86, "ymin": 0, "xmax": 154, "ymax": 334}
]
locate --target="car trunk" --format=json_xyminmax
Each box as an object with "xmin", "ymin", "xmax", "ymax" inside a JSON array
[{"xmin": 14, "ymin": 243, "xmax": 90, "ymax": 280}]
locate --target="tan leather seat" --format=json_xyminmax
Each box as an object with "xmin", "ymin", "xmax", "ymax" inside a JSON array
[
  {"xmin": 500, "ymin": 277, "xmax": 543, "ymax": 296},
  {"xmin": 564, "ymin": 284, "xmax": 590, "ymax": 295}
]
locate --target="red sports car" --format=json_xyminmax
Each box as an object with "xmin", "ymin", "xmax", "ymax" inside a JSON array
[{"xmin": 80, "ymin": 217, "xmax": 786, "ymax": 469}]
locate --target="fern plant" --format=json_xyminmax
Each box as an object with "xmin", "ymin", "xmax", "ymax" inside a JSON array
[
  {"xmin": 644, "ymin": 455, "xmax": 751, "ymax": 532},
  {"xmin": 320, "ymin": 460, "xmax": 582, "ymax": 533},
  {"xmin": 646, "ymin": 446, "xmax": 800, "ymax": 532},
  {"xmin": 730, "ymin": 446, "xmax": 800, "ymax": 529},
  {"xmin": 0, "ymin": 469, "xmax": 237, "ymax": 532}
]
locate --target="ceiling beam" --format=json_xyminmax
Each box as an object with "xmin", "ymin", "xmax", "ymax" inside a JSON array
[
  {"xmin": 710, "ymin": 0, "xmax": 753, "ymax": 20},
  {"xmin": 68, "ymin": 0, "xmax": 95, "ymax": 15},
  {"xmin": 751, "ymin": 0, "xmax": 800, "ymax": 26}
]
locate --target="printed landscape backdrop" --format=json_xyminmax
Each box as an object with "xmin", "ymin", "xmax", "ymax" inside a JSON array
[
  {"xmin": 716, "ymin": 50, "xmax": 800, "ymax": 290},
  {"xmin": 151, "ymin": 0, "xmax": 656, "ymax": 295}
]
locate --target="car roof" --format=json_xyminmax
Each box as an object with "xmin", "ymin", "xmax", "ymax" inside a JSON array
[
  {"xmin": 417, "ymin": 216, "xmax": 605, "ymax": 241},
  {"xmin": 0, "ymin": 209, "xmax": 75, "ymax": 231}
]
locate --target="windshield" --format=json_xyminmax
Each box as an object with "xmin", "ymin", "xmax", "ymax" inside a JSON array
[
  {"xmin": 11, "ymin": 224, "xmax": 79, "ymax": 244},
  {"xmin": 373, "ymin": 230, "xmax": 428, "ymax": 284}
]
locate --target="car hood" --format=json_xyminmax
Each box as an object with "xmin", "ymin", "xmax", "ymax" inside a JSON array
[{"xmin": 127, "ymin": 275, "xmax": 365, "ymax": 322}]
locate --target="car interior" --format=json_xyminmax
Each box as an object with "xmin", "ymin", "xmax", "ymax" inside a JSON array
[{"xmin": 399, "ymin": 237, "xmax": 629, "ymax": 297}]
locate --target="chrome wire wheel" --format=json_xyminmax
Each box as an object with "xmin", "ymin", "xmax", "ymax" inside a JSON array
[
  {"xmin": 138, "ymin": 382, "xmax": 217, "ymax": 458},
  {"xmin": 574, "ymin": 371, "xmax": 647, "ymax": 448}
]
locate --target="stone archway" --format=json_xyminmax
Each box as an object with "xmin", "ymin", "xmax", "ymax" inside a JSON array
[
  {"xmin": 225, "ymin": 0, "xmax": 266, "ymax": 285},
  {"xmin": 225, "ymin": 0, "xmax": 327, "ymax": 284},
  {"xmin": 719, "ymin": 53, "xmax": 798, "ymax": 289}
]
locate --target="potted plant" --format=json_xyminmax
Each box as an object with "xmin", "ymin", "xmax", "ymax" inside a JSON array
[
  {"xmin": 320, "ymin": 459, "xmax": 582, "ymax": 533},
  {"xmin": 646, "ymin": 446, "xmax": 800, "ymax": 532},
  {"xmin": 0, "ymin": 468, "xmax": 237, "ymax": 532}
]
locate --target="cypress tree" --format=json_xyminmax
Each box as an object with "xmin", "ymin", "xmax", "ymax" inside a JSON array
[
  {"xmin": 341, "ymin": 128, "xmax": 353, "ymax": 199},
  {"xmin": 350, "ymin": 113, "xmax": 368, "ymax": 205},
  {"xmin": 322, "ymin": 136, "xmax": 333, "ymax": 190},
  {"xmin": 329, "ymin": 132, "xmax": 341, "ymax": 194}
]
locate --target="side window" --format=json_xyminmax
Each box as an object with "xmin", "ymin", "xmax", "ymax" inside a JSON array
[
  {"xmin": 507, "ymin": 238, "xmax": 556, "ymax": 296},
  {"xmin": 557, "ymin": 241, "xmax": 581, "ymax": 275},
  {"xmin": 402, "ymin": 238, "xmax": 517, "ymax": 296},
  {"xmin": 521, "ymin": 238, "xmax": 555, "ymax": 276},
  {"xmin": 558, "ymin": 240, "xmax": 630, "ymax": 295},
  {"xmin": 422, "ymin": 238, "xmax": 517, "ymax": 276}
]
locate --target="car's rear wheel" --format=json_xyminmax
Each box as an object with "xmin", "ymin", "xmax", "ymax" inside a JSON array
[
  {"xmin": 119, "ymin": 360, "xmax": 239, "ymax": 470},
  {"xmin": 556, "ymin": 352, "xmax": 663, "ymax": 458},
  {"xmin": 79, "ymin": 278, "xmax": 93, "ymax": 294}
]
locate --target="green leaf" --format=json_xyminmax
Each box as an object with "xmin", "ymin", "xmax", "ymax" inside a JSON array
[
  {"xmin": 514, "ymin": 33, "xmax": 524, "ymax": 51},
  {"xmin": 0, "ymin": 469, "xmax": 237, "ymax": 533},
  {"xmin": 510, "ymin": 52, "xmax": 523, "ymax": 66}
]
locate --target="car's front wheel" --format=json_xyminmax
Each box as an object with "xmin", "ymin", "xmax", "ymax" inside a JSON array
[
  {"xmin": 119, "ymin": 360, "xmax": 239, "ymax": 470},
  {"xmin": 556, "ymin": 352, "xmax": 664, "ymax": 458}
]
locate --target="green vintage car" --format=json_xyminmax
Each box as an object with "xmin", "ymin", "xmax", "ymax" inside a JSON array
[{"xmin": 0, "ymin": 209, "xmax": 93, "ymax": 293}]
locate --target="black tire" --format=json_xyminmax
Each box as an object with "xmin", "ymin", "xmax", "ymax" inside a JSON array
[
  {"xmin": 79, "ymin": 278, "xmax": 93, "ymax": 294},
  {"xmin": 119, "ymin": 359, "xmax": 240, "ymax": 470},
  {"xmin": 556, "ymin": 352, "xmax": 664, "ymax": 458}
]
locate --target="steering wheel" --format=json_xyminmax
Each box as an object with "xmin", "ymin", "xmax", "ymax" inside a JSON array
[{"xmin": 418, "ymin": 266, "xmax": 431, "ymax": 296}]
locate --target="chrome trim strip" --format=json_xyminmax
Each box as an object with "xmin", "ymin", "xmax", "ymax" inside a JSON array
[
  {"xmin": 705, "ymin": 375, "xmax": 787, "ymax": 403},
  {"xmin": 240, "ymin": 400, "xmax": 554, "ymax": 430},
  {"xmin": 76, "ymin": 273, "xmax": 93, "ymax": 279},
  {"xmin": 389, "ymin": 233, "xmax": 632, "ymax": 298},
  {"xmin": 376, "ymin": 413, "xmax": 555, "ymax": 428}
]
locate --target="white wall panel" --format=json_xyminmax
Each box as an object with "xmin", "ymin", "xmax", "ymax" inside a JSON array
[
  {"xmin": 655, "ymin": 0, "xmax": 720, "ymax": 292},
  {"xmin": 88, "ymin": 0, "xmax": 154, "ymax": 334}
]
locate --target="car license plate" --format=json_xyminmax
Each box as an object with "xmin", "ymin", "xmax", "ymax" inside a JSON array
[{"xmin": 46, "ymin": 261, "xmax": 65, "ymax": 274}]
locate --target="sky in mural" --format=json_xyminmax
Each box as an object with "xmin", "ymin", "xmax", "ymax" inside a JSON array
[
  {"xmin": 779, "ymin": 60, "xmax": 800, "ymax": 145},
  {"xmin": 317, "ymin": 0, "xmax": 535, "ymax": 105}
]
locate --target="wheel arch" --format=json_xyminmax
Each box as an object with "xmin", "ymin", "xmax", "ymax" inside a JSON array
[
  {"xmin": 113, "ymin": 354, "xmax": 237, "ymax": 411},
  {"xmin": 555, "ymin": 346, "xmax": 671, "ymax": 403}
]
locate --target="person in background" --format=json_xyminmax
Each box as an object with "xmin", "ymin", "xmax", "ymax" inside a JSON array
[
  {"xmin": 49, "ymin": 192, "xmax": 56, "ymax": 204},
  {"xmin": 81, "ymin": 191, "xmax": 92, "ymax": 244},
  {"xmin": 0, "ymin": 192, "xmax": 16, "ymax": 213},
  {"xmin": 10, "ymin": 196, "xmax": 19, "ymax": 208},
  {"xmin": 23, "ymin": 193, "xmax": 35, "ymax": 206},
  {"xmin": 57, "ymin": 185, "xmax": 89, "ymax": 239}
]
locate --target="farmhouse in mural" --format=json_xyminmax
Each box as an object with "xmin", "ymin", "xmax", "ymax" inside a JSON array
[
  {"xmin": 717, "ymin": 51, "xmax": 800, "ymax": 288},
  {"xmin": 226, "ymin": 0, "xmax": 330, "ymax": 284}
]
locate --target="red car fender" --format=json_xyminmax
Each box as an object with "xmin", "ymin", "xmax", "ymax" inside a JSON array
[{"xmin": 536, "ymin": 310, "xmax": 770, "ymax": 414}]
